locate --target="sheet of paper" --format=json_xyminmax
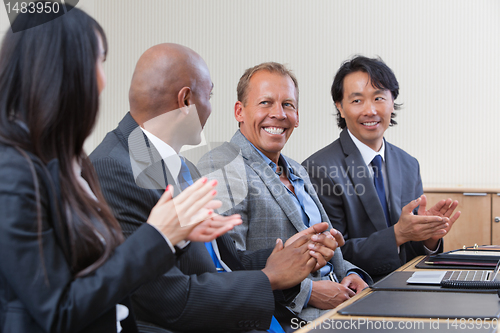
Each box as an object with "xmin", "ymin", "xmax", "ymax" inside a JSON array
[
  {"xmin": 451, "ymin": 251, "xmax": 500, "ymax": 256},
  {"xmin": 406, "ymin": 271, "xmax": 446, "ymax": 285}
]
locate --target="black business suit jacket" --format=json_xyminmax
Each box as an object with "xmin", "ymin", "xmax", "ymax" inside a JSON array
[
  {"xmin": 90, "ymin": 113, "xmax": 300, "ymax": 332},
  {"xmin": 302, "ymin": 129, "xmax": 443, "ymax": 279},
  {"xmin": 0, "ymin": 143, "xmax": 174, "ymax": 333}
]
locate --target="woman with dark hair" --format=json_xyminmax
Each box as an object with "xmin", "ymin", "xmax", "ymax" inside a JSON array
[{"xmin": 0, "ymin": 5, "xmax": 220, "ymax": 333}]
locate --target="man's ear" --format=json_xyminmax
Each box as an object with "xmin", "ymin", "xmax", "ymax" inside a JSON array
[
  {"xmin": 295, "ymin": 110, "xmax": 299, "ymax": 128},
  {"xmin": 335, "ymin": 102, "xmax": 344, "ymax": 118},
  {"xmin": 234, "ymin": 101, "xmax": 244, "ymax": 122},
  {"xmin": 178, "ymin": 87, "xmax": 192, "ymax": 110}
]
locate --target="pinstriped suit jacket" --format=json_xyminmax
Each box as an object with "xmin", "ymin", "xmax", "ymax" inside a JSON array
[
  {"xmin": 197, "ymin": 130, "xmax": 371, "ymax": 321},
  {"xmin": 90, "ymin": 113, "xmax": 301, "ymax": 332}
]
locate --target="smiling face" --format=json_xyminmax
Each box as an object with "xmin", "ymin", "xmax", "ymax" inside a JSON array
[
  {"xmin": 235, "ymin": 70, "xmax": 298, "ymax": 163},
  {"xmin": 336, "ymin": 71, "xmax": 394, "ymax": 151}
]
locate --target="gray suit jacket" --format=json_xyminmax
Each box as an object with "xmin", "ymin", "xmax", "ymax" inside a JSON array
[
  {"xmin": 197, "ymin": 130, "xmax": 371, "ymax": 320},
  {"xmin": 302, "ymin": 129, "xmax": 443, "ymax": 279}
]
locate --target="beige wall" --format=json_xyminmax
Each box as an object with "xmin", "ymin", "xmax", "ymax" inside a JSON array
[{"xmin": 2, "ymin": 0, "xmax": 499, "ymax": 189}]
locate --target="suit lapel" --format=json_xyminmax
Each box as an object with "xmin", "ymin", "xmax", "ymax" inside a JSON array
[
  {"xmin": 384, "ymin": 141, "xmax": 402, "ymax": 225},
  {"xmin": 216, "ymin": 235, "xmax": 245, "ymax": 271},
  {"xmin": 116, "ymin": 113, "xmax": 235, "ymax": 271},
  {"xmin": 185, "ymin": 159, "xmax": 201, "ymax": 179},
  {"xmin": 231, "ymin": 131, "xmax": 307, "ymax": 233},
  {"xmin": 340, "ymin": 130, "xmax": 388, "ymax": 231},
  {"xmin": 118, "ymin": 113, "xmax": 177, "ymax": 192},
  {"xmin": 117, "ymin": 114, "xmax": 235, "ymax": 273}
]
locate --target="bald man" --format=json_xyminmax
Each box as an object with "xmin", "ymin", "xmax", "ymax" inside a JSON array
[{"xmin": 90, "ymin": 44, "xmax": 336, "ymax": 333}]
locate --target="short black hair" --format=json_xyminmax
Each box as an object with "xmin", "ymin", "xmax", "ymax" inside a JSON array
[{"xmin": 331, "ymin": 55, "xmax": 401, "ymax": 129}]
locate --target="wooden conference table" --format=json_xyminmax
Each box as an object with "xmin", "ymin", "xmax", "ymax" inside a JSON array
[{"xmin": 295, "ymin": 256, "xmax": 499, "ymax": 333}]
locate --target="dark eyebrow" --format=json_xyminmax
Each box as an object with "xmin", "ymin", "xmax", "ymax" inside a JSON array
[
  {"xmin": 374, "ymin": 89, "xmax": 388, "ymax": 95},
  {"xmin": 347, "ymin": 92, "xmax": 363, "ymax": 99}
]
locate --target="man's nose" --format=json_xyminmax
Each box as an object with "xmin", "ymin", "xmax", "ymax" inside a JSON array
[
  {"xmin": 363, "ymin": 101, "xmax": 377, "ymax": 116},
  {"xmin": 269, "ymin": 104, "xmax": 286, "ymax": 119}
]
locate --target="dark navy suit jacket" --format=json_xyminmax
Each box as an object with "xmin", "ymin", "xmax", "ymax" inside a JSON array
[
  {"xmin": 90, "ymin": 112, "xmax": 300, "ymax": 332},
  {"xmin": 302, "ymin": 129, "xmax": 443, "ymax": 279}
]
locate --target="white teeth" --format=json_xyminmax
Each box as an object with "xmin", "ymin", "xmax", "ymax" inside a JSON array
[
  {"xmin": 363, "ymin": 122, "xmax": 378, "ymax": 126},
  {"xmin": 263, "ymin": 127, "xmax": 285, "ymax": 135}
]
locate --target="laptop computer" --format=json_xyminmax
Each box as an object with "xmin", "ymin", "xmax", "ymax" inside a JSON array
[
  {"xmin": 406, "ymin": 270, "xmax": 494, "ymax": 284},
  {"xmin": 406, "ymin": 259, "xmax": 500, "ymax": 287}
]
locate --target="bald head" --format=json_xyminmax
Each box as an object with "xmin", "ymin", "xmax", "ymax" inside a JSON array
[{"xmin": 129, "ymin": 43, "xmax": 211, "ymax": 124}]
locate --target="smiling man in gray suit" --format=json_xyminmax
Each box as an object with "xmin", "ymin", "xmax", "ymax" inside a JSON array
[
  {"xmin": 302, "ymin": 56, "xmax": 461, "ymax": 280},
  {"xmin": 197, "ymin": 62, "xmax": 371, "ymax": 321}
]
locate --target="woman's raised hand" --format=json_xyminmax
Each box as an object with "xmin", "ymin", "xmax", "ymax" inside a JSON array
[{"xmin": 147, "ymin": 177, "xmax": 222, "ymax": 244}]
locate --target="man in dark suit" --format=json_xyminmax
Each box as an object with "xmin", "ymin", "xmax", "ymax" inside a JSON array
[
  {"xmin": 302, "ymin": 56, "xmax": 461, "ymax": 280},
  {"xmin": 90, "ymin": 43, "xmax": 336, "ymax": 333}
]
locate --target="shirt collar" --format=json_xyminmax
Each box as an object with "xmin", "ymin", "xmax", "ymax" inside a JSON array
[
  {"xmin": 347, "ymin": 129, "xmax": 386, "ymax": 168},
  {"xmin": 242, "ymin": 134, "xmax": 295, "ymax": 176},
  {"xmin": 141, "ymin": 127, "xmax": 182, "ymax": 178}
]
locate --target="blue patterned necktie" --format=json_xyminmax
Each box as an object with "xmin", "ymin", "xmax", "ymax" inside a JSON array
[
  {"xmin": 177, "ymin": 157, "xmax": 193, "ymax": 191},
  {"xmin": 371, "ymin": 155, "xmax": 391, "ymax": 227},
  {"xmin": 178, "ymin": 158, "xmax": 224, "ymax": 272}
]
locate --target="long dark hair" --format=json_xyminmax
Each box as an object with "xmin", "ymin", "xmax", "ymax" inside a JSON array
[{"xmin": 0, "ymin": 4, "xmax": 124, "ymax": 277}]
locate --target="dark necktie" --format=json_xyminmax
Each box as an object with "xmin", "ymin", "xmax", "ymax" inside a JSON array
[
  {"xmin": 177, "ymin": 157, "xmax": 193, "ymax": 191},
  {"xmin": 178, "ymin": 158, "xmax": 225, "ymax": 272},
  {"xmin": 371, "ymin": 155, "xmax": 391, "ymax": 227}
]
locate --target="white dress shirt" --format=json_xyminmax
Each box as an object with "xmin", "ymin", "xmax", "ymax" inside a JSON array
[
  {"xmin": 141, "ymin": 128, "xmax": 190, "ymax": 251},
  {"xmin": 347, "ymin": 129, "xmax": 388, "ymax": 199}
]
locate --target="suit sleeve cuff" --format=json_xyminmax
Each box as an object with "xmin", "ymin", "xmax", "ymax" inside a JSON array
[
  {"xmin": 423, "ymin": 238, "xmax": 442, "ymax": 255},
  {"xmin": 288, "ymin": 278, "xmax": 312, "ymax": 314},
  {"xmin": 176, "ymin": 240, "xmax": 190, "ymax": 249},
  {"xmin": 347, "ymin": 271, "xmax": 364, "ymax": 281},
  {"xmin": 148, "ymin": 224, "xmax": 176, "ymax": 254},
  {"xmin": 303, "ymin": 279, "xmax": 313, "ymax": 307}
]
